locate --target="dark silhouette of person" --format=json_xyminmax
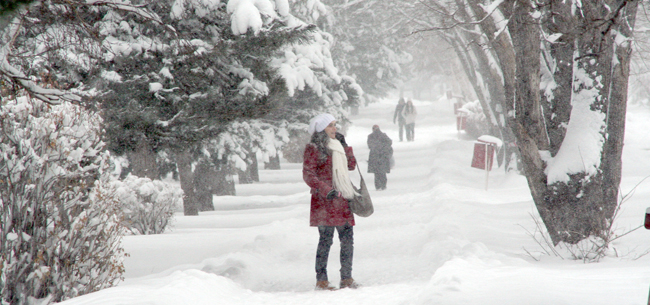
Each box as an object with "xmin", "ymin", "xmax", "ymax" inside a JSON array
[
  {"xmin": 393, "ymin": 98, "xmax": 406, "ymax": 141},
  {"xmin": 367, "ymin": 125, "xmax": 393, "ymax": 190}
]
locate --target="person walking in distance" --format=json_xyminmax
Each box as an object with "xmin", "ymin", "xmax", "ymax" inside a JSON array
[
  {"xmin": 302, "ymin": 113, "xmax": 361, "ymax": 291},
  {"xmin": 401, "ymin": 99, "xmax": 417, "ymax": 141},
  {"xmin": 367, "ymin": 125, "xmax": 393, "ymax": 190},
  {"xmin": 393, "ymin": 98, "xmax": 406, "ymax": 141}
]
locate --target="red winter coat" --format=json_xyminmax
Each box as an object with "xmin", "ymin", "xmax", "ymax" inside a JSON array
[{"xmin": 303, "ymin": 143, "xmax": 357, "ymax": 227}]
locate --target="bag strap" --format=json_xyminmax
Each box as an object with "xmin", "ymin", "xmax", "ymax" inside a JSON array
[{"xmin": 356, "ymin": 166, "xmax": 364, "ymax": 182}]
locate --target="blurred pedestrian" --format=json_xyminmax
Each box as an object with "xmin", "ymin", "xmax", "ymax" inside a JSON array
[
  {"xmin": 401, "ymin": 99, "xmax": 417, "ymax": 141},
  {"xmin": 302, "ymin": 113, "xmax": 361, "ymax": 291},
  {"xmin": 367, "ymin": 125, "xmax": 393, "ymax": 190},
  {"xmin": 393, "ymin": 98, "xmax": 406, "ymax": 141}
]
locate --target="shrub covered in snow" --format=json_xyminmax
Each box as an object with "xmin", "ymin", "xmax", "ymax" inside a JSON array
[
  {"xmin": 112, "ymin": 175, "xmax": 182, "ymax": 235},
  {"xmin": 0, "ymin": 98, "xmax": 125, "ymax": 304},
  {"xmin": 458, "ymin": 100, "xmax": 491, "ymax": 138}
]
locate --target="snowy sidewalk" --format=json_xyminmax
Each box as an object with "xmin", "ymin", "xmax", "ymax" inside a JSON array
[{"xmin": 59, "ymin": 98, "xmax": 650, "ymax": 305}]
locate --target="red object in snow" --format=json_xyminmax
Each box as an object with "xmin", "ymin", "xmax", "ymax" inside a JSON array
[
  {"xmin": 644, "ymin": 208, "xmax": 650, "ymax": 230},
  {"xmin": 471, "ymin": 141, "xmax": 496, "ymax": 170}
]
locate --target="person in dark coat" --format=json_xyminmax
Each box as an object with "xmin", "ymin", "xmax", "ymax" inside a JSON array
[
  {"xmin": 367, "ymin": 125, "xmax": 393, "ymax": 190},
  {"xmin": 393, "ymin": 98, "xmax": 406, "ymax": 141},
  {"xmin": 303, "ymin": 113, "xmax": 360, "ymax": 291}
]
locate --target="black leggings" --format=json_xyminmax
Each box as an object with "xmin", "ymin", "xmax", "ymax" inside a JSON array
[{"xmin": 316, "ymin": 224, "xmax": 354, "ymax": 281}]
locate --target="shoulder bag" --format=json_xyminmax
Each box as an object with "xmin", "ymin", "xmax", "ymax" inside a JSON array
[{"xmin": 349, "ymin": 167, "xmax": 374, "ymax": 217}]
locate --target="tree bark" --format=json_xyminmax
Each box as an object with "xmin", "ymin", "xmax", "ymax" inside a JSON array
[
  {"xmin": 175, "ymin": 149, "xmax": 198, "ymax": 216},
  {"xmin": 126, "ymin": 140, "xmax": 159, "ymax": 180},
  {"xmin": 509, "ymin": 0, "xmax": 638, "ymax": 245},
  {"xmin": 602, "ymin": 0, "xmax": 637, "ymax": 220},
  {"xmin": 507, "ymin": 0, "xmax": 562, "ymax": 242},
  {"xmin": 540, "ymin": 1, "xmax": 575, "ymax": 155},
  {"xmin": 246, "ymin": 152, "xmax": 259, "ymax": 182},
  {"xmin": 194, "ymin": 160, "xmax": 215, "ymax": 211},
  {"xmin": 214, "ymin": 157, "xmax": 236, "ymax": 196},
  {"xmin": 264, "ymin": 155, "xmax": 281, "ymax": 170}
]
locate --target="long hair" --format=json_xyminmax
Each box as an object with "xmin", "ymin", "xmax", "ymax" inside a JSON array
[
  {"xmin": 405, "ymin": 101, "xmax": 415, "ymax": 114},
  {"xmin": 310, "ymin": 130, "xmax": 330, "ymax": 160}
]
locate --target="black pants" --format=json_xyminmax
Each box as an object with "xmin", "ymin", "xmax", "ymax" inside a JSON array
[
  {"xmin": 398, "ymin": 121, "xmax": 405, "ymax": 141},
  {"xmin": 374, "ymin": 172, "xmax": 387, "ymax": 190},
  {"xmin": 316, "ymin": 224, "xmax": 353, "ymax": 281}
]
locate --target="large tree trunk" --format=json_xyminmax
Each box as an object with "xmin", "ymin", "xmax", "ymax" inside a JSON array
[
  {"xmin": 602, "ymin": 0, "xmax": 638, "ymax": 221},
  {"xmin": 540, "ymin": 1, "xmax": 575, "ymax": 156},
  {"xmin": 507, "ymin": 0, "xmax": 561, "ymax": 242},
  {"xmin": 175, "ymin": 149, "xmax": 198, "ymax": 216},
  {"xmin": 507, "ymin": 0, "xmax": 638, "ymax": 245},
  {"xmin": 126, "ymin": 140, "xmax": 159, "ymax": 180}
]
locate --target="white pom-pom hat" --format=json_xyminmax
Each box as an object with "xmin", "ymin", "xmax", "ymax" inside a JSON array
[{"xmin": 308, "ymin": 113, "xmax": 336, "ymax": 134}]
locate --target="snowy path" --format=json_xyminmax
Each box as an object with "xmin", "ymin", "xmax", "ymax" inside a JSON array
[{"xmin": 59, "ymin": 98, "xmax": 650, "ymax": 305}]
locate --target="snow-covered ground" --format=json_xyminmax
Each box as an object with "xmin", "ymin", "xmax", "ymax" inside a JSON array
[{"xmin": 58, "ymin": 97, "xmax": 650, "ymax": 305}]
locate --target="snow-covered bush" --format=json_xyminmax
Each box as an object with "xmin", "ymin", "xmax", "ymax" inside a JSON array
[
  {"xmin": 0, "ymin": 97, "xmax": 125, "ymax": 304},
  {"xmin": 112, "ymin": 175, "xmax": 182, "ymax": 235},
  {"xmin": 458, "ymin": 100, "xmax": 491, "ymax": 138}
]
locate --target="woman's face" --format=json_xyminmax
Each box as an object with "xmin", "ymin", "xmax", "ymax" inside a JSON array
[{"xmin": 324, "ymin": 121, "xmax": 337, "ymax": 139}]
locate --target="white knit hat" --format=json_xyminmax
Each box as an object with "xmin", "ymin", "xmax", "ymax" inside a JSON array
[{"xmin": 308, "ymin": 113, "xmax": 336, "ymax": 134}]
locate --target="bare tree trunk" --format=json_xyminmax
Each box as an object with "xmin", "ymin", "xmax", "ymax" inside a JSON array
[
  {"xmin": 175, "ymin": 149, "xmax": 198, "ymax": 216},
  {"xmin": 601, "ymin": 0, "xmax": 638, "ymax": 220},
  {"xmin": 248, "ymin": 153, "xmax": 259, "ymax": 182},
  {"xmin": 238, "ymin": 152, "xmax": 259, "ymax": 183},
  {"xmin": 126, "ymin": 141, "xmax": 159, "ymax": 180},
  {"xmin": 237, "ymin": 167, "xmax": 253, "ymax": 184},
  {"xmin": 507, "ymin": 0, "xmax": 561, "ymax": 242},
  {"xmin": 540, "ymin": 1, "xmax": 575, "ymax": 156},
  {"xmin": 507, "ymin": 0, "xmax": 638, "ymax": 245},
  {"xmin": 194, "ymin": 160, "xmax": 215, "ymax": 211},
  {"xmin": 214, "ymin": 157, "xmax": 236, "ymax": 196},
  {"xmin": 264, "ymin": 155, "xmax": 281, "ymax": 170}
]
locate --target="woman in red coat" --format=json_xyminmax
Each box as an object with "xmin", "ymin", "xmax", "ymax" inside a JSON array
[{"xmin": 303, "ymin": 113, "xmax": 360, "ymax": 290}]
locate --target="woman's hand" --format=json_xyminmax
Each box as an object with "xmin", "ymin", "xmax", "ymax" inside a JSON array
[{"xmin": 335, "ymin": 132, "xmax": 348, "ymax": 147}]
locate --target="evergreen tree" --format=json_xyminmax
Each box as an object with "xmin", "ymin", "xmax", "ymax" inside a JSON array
[{"xmin": 315, "ymin": 0, "xmax": 412, "ymax": 101}]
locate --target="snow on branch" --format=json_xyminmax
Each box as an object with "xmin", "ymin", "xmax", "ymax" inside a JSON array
[
  {"xmin": 86, "ymin": 0, "xmax": 164, "ymax": 25},
  {"xmin": 0, "ymin": 1, "xmax": 167, "ymax": 105},
  {"xmin": 0, "ymin": 13, "xmax": 81, "ymax": 105}
]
